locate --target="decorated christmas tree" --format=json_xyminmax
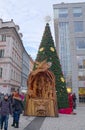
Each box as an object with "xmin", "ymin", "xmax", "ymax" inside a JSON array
[{"xmin": 34, "ymin": 23, "xmax": 69, "ymax": 109}]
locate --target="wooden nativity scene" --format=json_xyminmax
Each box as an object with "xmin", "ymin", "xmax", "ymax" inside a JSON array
[{"xmin": 25, "ymin": 60, "xmax": 58, "ymax": 117}]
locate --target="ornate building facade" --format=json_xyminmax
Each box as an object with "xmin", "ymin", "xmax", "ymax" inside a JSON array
[
  {"xmin": 53, "ymin": 2, "xmax": 85, "ymax": 102},
  {"xmin": 0, "ymin": 19, "xmax": 33, "ymax": 94}
]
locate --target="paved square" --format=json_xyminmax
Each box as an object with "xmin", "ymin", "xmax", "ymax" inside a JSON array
[{"xmin": 8, "ymin": 105, "xmax": 85, "ymax": 130}]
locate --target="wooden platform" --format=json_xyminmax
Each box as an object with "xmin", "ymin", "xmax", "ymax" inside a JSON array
[{"xmin": 26, "ymin": 98, "xmax": 58, "ymax": 117}]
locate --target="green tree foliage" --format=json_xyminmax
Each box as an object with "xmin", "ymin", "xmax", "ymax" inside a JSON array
[{"xmin": 34, "ymin": 23, "xmax": 69, "ymax": 109}]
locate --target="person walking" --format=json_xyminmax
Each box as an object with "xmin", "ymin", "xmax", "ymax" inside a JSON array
[
  {"xmin": 0, "ymin": 94, "xmax": 12, "ymax": 130},
  {"xmin": 11, "ymin": 92, "xmax": 24, "ymax": 128}
]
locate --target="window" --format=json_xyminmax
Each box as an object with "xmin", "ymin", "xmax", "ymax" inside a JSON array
[
  {"xmin": 78, "ymin": 76, "xmax": 85, "ymax": 81},
  {"xmin": 75, "ymin": 37, "xmax": 85, "ymax": 50},
  {"xmin": 54, "ymin": 8, "xmax": 68, "ymax": 19},
  {"xmin": 77, "ymin": 56, "xmax": 85, "ymax": 69},
  {"xmin": 59, "ymin": 8, "xmax": 68, "ymax": 18},
  {"xmin": 59, "ymin": 22, "xmax": 72, "ymax": 87},
  {"xmin": 79, "ymin": 88, "xmax": 85, "ymax": 103},
  {"xmin": 73, "ymin": 7, "xmax": 82, "ymax": 17},
  {"xmin": 78, "ymin": 70, "xmax": 85, "ymax": 81},
  {"xmin": 74, "ymin": 21, "xmax": 83, "ymax": 32},
  {"xmin": 0, "ymin": 68, "xmax": 2, "ymax": 78},
  {"xmin": 0, "ymin": 50, "xmax": 4, "ymax": 58},
  {"xmin": 0, "ymin": 34, "xmax": 6, "ymax": 41},
  {"xmin": 54, "ymin": 9, "xmax": 59, "ymax": 19}
]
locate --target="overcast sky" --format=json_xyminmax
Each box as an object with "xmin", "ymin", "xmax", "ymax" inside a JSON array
[{"xmin": 0, "ymin": 0, "xmax": 84, "ymax": 59}]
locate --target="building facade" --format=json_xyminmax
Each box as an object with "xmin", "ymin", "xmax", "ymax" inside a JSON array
[
  {"xmin": 21, "ymin": 49, "xmax": 34, "ymax": 93},
  {"xmin": 0, "ymin": 19, "xmax": 33, "ymax": 94},
  {"xmin": 53, "ymin": 2, "xmax": 85, "ymax": 102}
]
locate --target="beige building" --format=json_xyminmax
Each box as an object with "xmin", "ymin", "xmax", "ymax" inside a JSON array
[
  {"xmin": 0, "ymin": 19, "xmax": 28, "ymax": 94},
  {"xmin": 53, "ymin": 2, "xmax": 85, "ymax": 102}
]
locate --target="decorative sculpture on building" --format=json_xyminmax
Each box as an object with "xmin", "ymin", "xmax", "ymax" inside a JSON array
[{"xmin": 25, "ymin": 60, "xmax": 58, "ymax": 117}]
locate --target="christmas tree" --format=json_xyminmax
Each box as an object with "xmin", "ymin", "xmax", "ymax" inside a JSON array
[{"xmin": 34, "ymin": 23, "xmax": 69, "ymax": 109}]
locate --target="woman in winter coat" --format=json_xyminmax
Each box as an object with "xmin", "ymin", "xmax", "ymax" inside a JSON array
[
  {"xmin": 11, "ymin": 92, "xmax": 24, "ymax": 128},
  {"xmin": 0, "ymin": 94, "xmax": 12, "ymax": 130}
]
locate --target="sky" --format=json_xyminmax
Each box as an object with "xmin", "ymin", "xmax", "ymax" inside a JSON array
[{"xmin": 0, "ymin": 0, "xmax": 84, "ymax": 60}]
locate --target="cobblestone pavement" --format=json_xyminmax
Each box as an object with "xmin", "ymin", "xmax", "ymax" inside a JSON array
[
  {"xmin": 7, "ymin": 105, "xmax": 85, "ymax": 130},
  {"xmin": 8, "ymin": 115, "xmax": 35, "ymax": 130},
  {"xmin": 40, "ymin": 106, "xmax": 85, "ymax": 130}
]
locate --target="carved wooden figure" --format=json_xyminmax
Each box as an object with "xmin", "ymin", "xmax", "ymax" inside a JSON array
[{"xmin": 25, "ymin": 60, "xmax": 58, "ymax": 117}]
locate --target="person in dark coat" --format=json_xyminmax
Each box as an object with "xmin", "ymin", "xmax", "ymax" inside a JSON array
[
  {"xmin": 73, "ymin": 93, "xmax": 77, "ymax": 109},
  {"xmin": 0, "ymin": 94, "xmax": 12, "ymax": 130},
  {"xmin": 68, "ymin": 93, "xmax": 73, "ymax": 109},
  {"xmin": 11, "ymin": 92, "xmax": 24, "ymax": 128}
]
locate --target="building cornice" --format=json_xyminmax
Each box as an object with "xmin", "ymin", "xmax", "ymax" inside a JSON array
[
  {"xmin": 53, "ymin": 2, "xmax": 85, "ymax": 8},
  {"xmin": 0, "ymin": 27, "xmax": 24, "ymax": 50}
]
